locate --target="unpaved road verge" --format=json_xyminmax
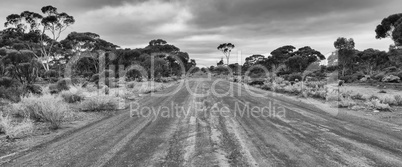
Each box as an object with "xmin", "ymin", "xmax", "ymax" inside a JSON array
[{"xmin": 1, "ymin": 79, "xmax": 402, "ymax": 166}]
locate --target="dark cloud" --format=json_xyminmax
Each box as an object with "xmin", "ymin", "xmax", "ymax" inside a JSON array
[
  {"xmin": 0, "ymin": 0, "xmax": 401, "ymax": 66},
  {"xmin": 188, "ymin": 0, "xmax": 396, "ymax": 28}
]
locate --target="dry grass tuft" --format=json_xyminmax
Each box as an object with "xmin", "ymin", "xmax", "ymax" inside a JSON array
[
  {"xmin": 365, "ymin": 99, "xmax": 391, "ymax": 111},
  {"xmin": 80, "ymin": 96, "xmax": 120, "ymax": 112},
  {"xmin": 15, "ymin": 94, "xmax": 71, "ymax": 129},
  {"xmin": 0, "ymin": 111, "xmax": 34, "ymax": 139}
]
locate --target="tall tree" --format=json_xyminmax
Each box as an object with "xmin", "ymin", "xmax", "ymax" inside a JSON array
[
  {"xmin": 60, "ymin": 32, "xmax": 119, "ymax": 76},
  {"xmin": 375, "ymin": 13, "xmax": 402, "ymax": 47},
  {"xmin": 144, "ymin": 39, "xmax": 179, "ymax": 54},
  {"xmin": 357, "ymin": 48, "xmax": 389, "ymax": 75},
  {"xmin": 60, "ymin": 32, "xmax": 118, "ymax": 53},
  {"xmin": 288, "ymin": 46, "xmax": 325, "ymax": 73},
  {"xmin": 269, "ymin": 45, "xmax": 296, "ymax": 70},
  {"xmin": 388, "ymin": 46, "xmax": 402, "ymax": 67},
  {"xmin": 217, "ymin": 43, "xmax": 235, "ymax": 65},
  {"xmin": 1, "ymin": 50, "xmax": 40, "ymax": 84},
  {"xmin": 244, "ymin": 54, "xmax": 265, "ymax": 68},
  {"xmin": 334, "ymin": 37, "xmax": 356, "ymax": 76},
  {"xmin": 3, "ymin": 5, "xmax": 75, "ymax": 71}
]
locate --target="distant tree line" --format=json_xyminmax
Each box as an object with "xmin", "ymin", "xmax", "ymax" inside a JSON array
[
  {"xmin": 0, "ymin": 5, "xmax": 197, "ymax": 100},
  {"xmin": 207, "ymin": 13, "xmax": 402, "ymax": 83}
]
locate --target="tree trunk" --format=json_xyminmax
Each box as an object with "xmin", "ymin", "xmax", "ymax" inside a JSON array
[{"xmin": 342, "ymin": 66, "xmax": 346, "ymax": 77}]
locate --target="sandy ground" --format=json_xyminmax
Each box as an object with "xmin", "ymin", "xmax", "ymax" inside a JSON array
[
  {"xmin": 0, "ymin": 79, "xmax": 402, "ymax": 166},
  {"xmin": 0, "ymin": 112, "xmax": 106, "ymax": 158}
]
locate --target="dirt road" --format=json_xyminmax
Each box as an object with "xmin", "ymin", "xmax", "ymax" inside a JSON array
[{"xmin": 1, "ymin": 79, "xmax": 402, "ymax": 166}]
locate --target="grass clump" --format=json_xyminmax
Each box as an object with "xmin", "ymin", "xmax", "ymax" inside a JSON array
[
  {"xmin": 60, "ymin": 85, "xmax": 86, "ymax": 103},
  {"xmin": 326, "ymin": 93, "xmax": 340, "ymax": 102},
  {"xmin": 395, "ymin": 95, "xmax": 402, "ymax": 106},
  {"xmin": 61, "ymin": 91, "xmax": 85, "ymax": 103},
  {"xmin": 338, "ymin": 97, "xmax": 357, "ymax": 108},
  {"xmin": 351, "ymin": 93, "xmax": 365, "ymax": 100},
  {"xmin": 381, "ymin": 97, "xmax": 397, "ymax": 106},
  {"xmin": 365, "ymin": 99, "xmax": 391, "ymax": 111},
  {"xmin": 80, "ymin": 96, "xmax": 120, "ymax": 112},
  {"xmin": 0, "ymin": 111, "xmax": 34, "ymax": 139},
  {"xmin": 17, "ymin": 94, "xmax": 71, "ymax": 129}
]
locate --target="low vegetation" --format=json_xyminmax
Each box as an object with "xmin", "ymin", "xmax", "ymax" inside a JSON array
[
  {"xmin": 0, "ymin": 77, "xmax": 177, "ymax": 140},
  {"xmin": 0, "ymin": 112, "xmax": 34, "ymax": 139},
  {"xmin": 242, "ymin": 75, "xmax": 401, "ymax": 112},
  {"xmin": 80, "ymin": 96, "xmax": 120, "ymax": 112},
  {"xmin": 16, "ymin": 94, "xmax": 71, "ymax": 129}
]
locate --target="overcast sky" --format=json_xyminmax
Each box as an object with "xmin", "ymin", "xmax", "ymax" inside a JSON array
[{"xmin": 1, "ymin": 0, "xmax": 401, "ymax": 67}]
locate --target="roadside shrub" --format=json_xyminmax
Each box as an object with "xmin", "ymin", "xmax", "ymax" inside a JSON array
[
  {"xmin": 80, "ymin": 96, "xmax": 119, "ymax": 112},
  {"xmin": 85, "ymin": 84, "xmax": 98, "ymax": 93},
  {"xmin": 305, "ymin": 81, "xmax": 326, "ymax": 88},
  {"xmin": 378, "ymin": 90, "xmax": 387, "ymax": 94},
  {"xmin": 287, "ymin": 73, "xmax": 303, "ymax": 82},
  {"xmin": 283, "ymin": 85, "xmax": 300, "ymax": 95},
  {"xmin": 301, "ymin": 90, "xmax": 308, "ymax": 98},
  {"xmin": 249, "ymin": 80, "xmax": 264, "ymax": 86},
  {"xmin": 365, "ymin": 99, "xmax": 391, "ymax": 111},
  {"xmin": 373, "ymin": 72, "xmax": 386, "ymax": 81},
  {"xmin": 261, "ymin": 83, "xmax": 273, "ymax": 91},
  {"xmin": 395, "ymin": 95, "xmax": 402, "ymax": 106},
  {"xmin": 351, "ymin": 93, "xmax": 365, "ymax": 100},
  {"xmin": 159, "ymin": 77, "xmax": 175, "ymax": 83},
  {"xmin": 60, "ymin": 91, "xmax": 85, "ymax": 103},
  {"xmin": 309, "ymin": 90, "xmax": 327, "ymax": 100},
  {"xmin": 326, "ymin": 93, "xmax": 340, "ymax": 102},
  {"xmin": 340, "ymin": 91, "xmax": 353, "ymax": 99},
  {"xmin": 131, "ymin": 81, "xmax": 173, "ymax": 94},
  {"xmin": 0, "ymin": 112, "xmax": 34, "ymax": 139},
  {"xmin": 274, "ymin": 77, "xmax": 285, "ymax": 84},
  {"xmin": 338, "ymin": 97, "xmax": 357, "ymax": 108},
  {"xmin": 368, "ymin": 95, "xmax": 379, "ymax": 100},
  {"xmin": 327, "ymin": 72, "xmax": 339, "ymax": 83},
  {"xmin": 17, "ymin": 94, "xmax": 70, "ymax": 129},
  {"xmin": 170, "ymin": 76, "xmax": 180, "ymax": 81},
  {"xmin": 126, "ymin": 82, "xmax": 136, "ymax": 89},
  {"xmin": 126, "ymin": 70, "xmax": 144, "ymax": 81},
  {"xmin": 382, "ymin": 97, "xmax": 397, "ymax": 106},
  {"xmin": 56, "ymin": 78, "xmax": 71, "ymax": 91},
  {"xmin": 352, "ymin": 72, "xmax": 365, "ymax": 80},
  {"xmin": 48, "ymin": 84, "xmax": 59, "ymax": 94},
  {"xmin": 306, "ymin": 70, "xmax": 327, "ymax": 81},
  {"xmin": 340, "ymin": 74, "xmax": 360, "ymax": 83}
]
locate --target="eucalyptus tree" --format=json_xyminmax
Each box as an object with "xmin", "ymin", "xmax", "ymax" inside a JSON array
[
  {"xmin": 3, "ymin": 5, "xmax": 75, "ymax": 71},
  {"xmin": 334, "ymin": 37, "xmax": 356, "ymax": 77},
  {"xmin": 375, "ymin": 13, "xmax": 402, "ymax": 47},
  {"xmin": 217, "ymin": 43, "xmax": 235, "ymax": 65}
]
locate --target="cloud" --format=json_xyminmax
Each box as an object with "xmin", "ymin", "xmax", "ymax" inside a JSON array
[{"xmin": 0, "ymin": 0, "xmax": 401, "ymax": 66}]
